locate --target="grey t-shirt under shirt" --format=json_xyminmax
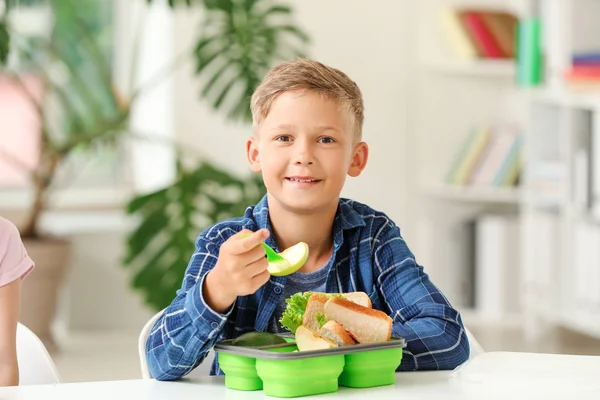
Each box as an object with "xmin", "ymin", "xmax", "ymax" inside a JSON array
[{"xmin": 267, "ymin": 260, "xmax": 331, "ymax": 334}]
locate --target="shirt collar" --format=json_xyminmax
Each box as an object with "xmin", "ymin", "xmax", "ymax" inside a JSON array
[{"xmin": 251, "ymin": 195, "xmax": 365, "ymax": 252}]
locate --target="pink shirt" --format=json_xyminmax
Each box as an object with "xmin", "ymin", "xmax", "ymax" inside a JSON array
[{"xmin": 0, "ymin": 216, "xmax": 34, "ymax": 287}]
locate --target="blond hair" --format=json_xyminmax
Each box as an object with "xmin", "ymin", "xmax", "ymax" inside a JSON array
[{"xmin": 250, "ymin": 58, "xmax": 364, "ymax": 141}]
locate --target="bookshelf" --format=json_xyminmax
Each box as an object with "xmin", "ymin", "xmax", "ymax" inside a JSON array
[
  {"xmin": 411, "ymin": 0, "xmax": 526, "ymax": 326},
  {"xmin": 524, "ymin": 87, "xmax": 600, "ymax": 109},
  {"xmin": 518, "ymin": 0, "xmax": 600, "ymax": 342},
  {"xmin": 421, "ymin": 183, "xmax": 520, "ymax": 204},
  {"xmin": 412, "ymin": 0, "xmax": 600, "ymax": 341}
]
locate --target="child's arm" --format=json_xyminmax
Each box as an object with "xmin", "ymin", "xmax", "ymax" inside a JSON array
[
  {"xmin": 0, "ymin": 279, "xmax": 20, "ymax": 387},
  {"xmin": 146, "ymin": 228, "xmax": 270, "ymax": 381},
  {"xmin": 373, "ymin": 224, "xmax": 470, "ymax": 370}
]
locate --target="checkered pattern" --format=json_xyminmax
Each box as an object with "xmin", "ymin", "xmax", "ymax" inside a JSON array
[{"xmin": 146, "ymin": 195, "xmax": 470, "ymax": 380}]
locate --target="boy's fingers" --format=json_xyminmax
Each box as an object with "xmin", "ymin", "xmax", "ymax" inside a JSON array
[
  {"xmin": 244, "ymin": 244, "xmax": 267, "ymax": 264},
  {"xmin": 231, "ymin": 229, "xmax": 269, "ymax": 254},
  {"xmin": 251, "ymin": 269, "xmax": 271, "ymax": 289},
  {"xmin": 246, "ymin": 257, "xmax": 269, "ymax": 278}
]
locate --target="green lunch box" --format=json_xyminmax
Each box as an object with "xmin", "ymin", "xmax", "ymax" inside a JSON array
[{"xmin": 214, "ymin": 336, "xmax": 406, "ymax": 398}]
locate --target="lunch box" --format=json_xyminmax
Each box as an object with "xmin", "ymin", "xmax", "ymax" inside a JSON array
[{"xmin": 214, "ymin": 336, "xmax": 406, "ymax": 398}]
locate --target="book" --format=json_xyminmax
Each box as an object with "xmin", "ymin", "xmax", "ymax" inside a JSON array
[
  {"xmin": 460, "ymin": 10, "xmax": 506, "ymax": 59},
  {"xmin": 564, "ymin": 65, "xmax": 600, "ymax": 80},
  {"xmin": 450, "ymin": 127, "xmax": 493, "ymax": 185},
  {"xmin": 493, "ymin": 133, "xmax": 523, "ymax": 186},
  {"xmin": 474, "ymin": 214, "xmax": 520, "ymax": 317},
  {"xmin": 480, "ymin": 11, "xmax": 518, "ymax": 58},
  {"xmin": 439, "ymin": 7, "xmax": 480, "ymax": 60},
  {"xmin": 572, "ymin": 52, "xmax": 600, "ymax": 66},
  {"xmin": 470, "ymin": 126, "xmax": 518, "ymax": 186}
]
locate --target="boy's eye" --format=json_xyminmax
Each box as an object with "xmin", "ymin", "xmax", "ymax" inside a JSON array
[
  {"xmin": 275, "ymin": 135, "xmax": 292, "ymax": 142},
  {"xmin": 318, "ymin": 137, "xmax": 336, "ymax": 144}
]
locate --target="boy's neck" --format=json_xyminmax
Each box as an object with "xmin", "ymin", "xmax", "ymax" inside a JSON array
[{"xmin": 267, "ymin": 195, "xmax": 338, "ymax": 271}]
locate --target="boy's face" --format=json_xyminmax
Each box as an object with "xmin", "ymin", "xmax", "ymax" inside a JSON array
[{"xmin": 247, "ymin": 89, "xmax": 368, "ymax": 214}]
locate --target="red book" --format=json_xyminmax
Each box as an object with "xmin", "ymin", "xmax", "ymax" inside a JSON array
[
  {"xmin": 461, "ymin": 11, "xmax": 506, "ymax": 58},
  {"xmin": 565, "ymin": 65, "xmax": 600, "ymax": 80}
]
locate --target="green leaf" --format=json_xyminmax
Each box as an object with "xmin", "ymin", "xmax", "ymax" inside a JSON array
[
  {"xmin": 279, "ymin": 292, "xmax": 312, "ymax": 333},
  {"xmin": 147, "ymin": 0, "xmax": 198, "ymax": 7},
  {"xmin": 194, "ymin": 35, "xmax": 222, "ymax": 55},
  {"xmin": 203, "ymin": 0, "xmax": 234, "ymax": 12},
  {"xmin": 261, "ymin": 5, "xmax": 292, "ymax": 17},
  {"xmin": 316, "ymin": 313, "xmax": 328, "ymax": 330},
  {"xmin": 125, "ymin": 188, "xmax": 170, "ymax": 214},
  {"xmin": 211, "ymin": 73, "xmax": 239, "ymax": 109},
  {"xmin": 201, "ymin": 59, "xmax": 234, "ymax": 97},
  {"xmin": 273, "ymin": 25, "xmax": 311, "ymax": 43},
  {"xmin": 0, "ymin": 20, "xmax": 9, "ymax": 66},
  {"xmin": 125, "ymin": 210, "xmax": 170, "ymax": 264}
]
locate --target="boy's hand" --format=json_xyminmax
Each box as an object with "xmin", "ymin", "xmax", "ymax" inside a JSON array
[{"xmin": 203, "ymin": 229, "xmax": 271, "ymax": 314}]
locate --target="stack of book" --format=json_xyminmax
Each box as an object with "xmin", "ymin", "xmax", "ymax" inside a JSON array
[
  {"xmin": 564, "ymin": 52, "xmax": 600, "ymax": 91},
  {"xmin": 445, "ymin": 125, "xmax": 523, "ymax": 187},
  {"xmin": 440, "ymin": 7, "xmax": 519, "ymax": 60}
]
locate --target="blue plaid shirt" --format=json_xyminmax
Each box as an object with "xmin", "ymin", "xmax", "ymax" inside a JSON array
[{"xmin": 146, "ymin": 195, "xmax": 470, "ymax": 380}]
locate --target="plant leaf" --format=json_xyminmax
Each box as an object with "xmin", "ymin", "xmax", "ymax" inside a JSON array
[
  {"xmin": 0, "ymin": 20, "xmax": 9, "ymax": 66},
  {"xmin": 147, "ymin": 0, "xmax": 200, "ymax": 7},
  {"xmin": 193, "ymin": 0, "xmax": 310, "ymax": 122}
]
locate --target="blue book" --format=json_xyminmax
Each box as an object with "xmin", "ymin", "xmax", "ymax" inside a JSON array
[{"xmin": 573, "ymin": 52, "xmax": 600, "ymax": 65}]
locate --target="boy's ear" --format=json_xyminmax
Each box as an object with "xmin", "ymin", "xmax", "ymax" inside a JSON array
[
  {"xmin": 246, "ymin": 136, "xmax": 262, "ymax": 173},
  {"xmin": 348, "ymin": 141, "xmax": 369, "ymax": 177}
]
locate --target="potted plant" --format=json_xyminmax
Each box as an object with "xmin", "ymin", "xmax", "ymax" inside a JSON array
[
  {"xmin": 0, "ymin": 0, "xmax": 129, "ymax": 352},
  {"xmin": 0, "ymin": 0, "xmax": 309, "ymax": 347}
]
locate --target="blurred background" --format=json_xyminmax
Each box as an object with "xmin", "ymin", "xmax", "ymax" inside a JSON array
[{"xmin": 1, "ymin": 0, "xmax": 600, "ymax": 383}]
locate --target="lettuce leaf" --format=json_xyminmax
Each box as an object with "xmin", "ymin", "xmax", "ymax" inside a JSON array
[
  {"xmin": 279, "ymin": 291, "xmax": 312, "ymax": 333},
  {"xmin": 278, "ymin": 292, "xmax": 347, "ymax": 333},
  {"xmin": 316, "ymin": 313, "xmax": 328, "ymax": 329}
]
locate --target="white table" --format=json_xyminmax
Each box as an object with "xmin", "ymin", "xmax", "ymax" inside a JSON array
[{"xmin": 2, "ymin": 352, "xmax": 600, "ymax": 399}]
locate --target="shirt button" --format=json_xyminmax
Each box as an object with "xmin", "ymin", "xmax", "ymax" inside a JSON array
[
  {"xmin": 274, "ymin": 286, "xmax": 282, "ymax": 294},
  {"xmin": 211, "ymin": 322, "xmax": 219, "ymax": 329}
]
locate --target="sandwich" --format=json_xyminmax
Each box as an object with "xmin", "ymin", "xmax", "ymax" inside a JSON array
[
  {"xmin": 279, "ymin": 291, "xmax": 392, "ymax": 351},
  {"xmin": 323, "ymin": 297, "xmax": 392, "ymax": 344}
]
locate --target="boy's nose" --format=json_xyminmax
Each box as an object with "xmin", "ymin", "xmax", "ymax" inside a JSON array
[
  {"xmin": 293, "ymin": 141, "xmax": 314, "ymax": 165},
  {"xmin": 294, "ymin": 154, "xmax": 314, "ymax": 165}
]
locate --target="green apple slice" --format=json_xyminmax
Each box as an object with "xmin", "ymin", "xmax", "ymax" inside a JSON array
[
  {"xmin": 295, "ymin": 325, "xmax": 337, "ymax": 351},
  {"xmin": 267, "ymin": 241, "xmax": 309, "ymax": 276}
]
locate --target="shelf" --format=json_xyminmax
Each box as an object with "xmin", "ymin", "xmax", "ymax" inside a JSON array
[
  {"xmin": 522, "ymin": 192, "xmax": 566, "ymax": 211},
  {"xmin": 420, "ymin": 59, "xmax": 516, "ymax": 78},
  {"xmin": 421, "ymin": 183, "xmax": 521, "ymax": 204},
  {"xmin": 524, "ymin": 87, "xmax": 600, "ymax": 110}
]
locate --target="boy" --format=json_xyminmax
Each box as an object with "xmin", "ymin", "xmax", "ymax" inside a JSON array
[{"xmin": 146, "ymin": 59, "xmax": 469, "ymax": 380}]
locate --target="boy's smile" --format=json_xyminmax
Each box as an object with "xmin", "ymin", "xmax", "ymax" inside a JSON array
[
  {"xmin": 247, "ymin": 89, "xmax": 368, "ymax": 214},
  {"xmin": 285, "ymin": 176, "xmax": 321, "ymax": 188}
]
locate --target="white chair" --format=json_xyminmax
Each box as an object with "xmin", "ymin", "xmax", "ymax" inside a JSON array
[
  {"xmin": 465, "ymin": 326, "xmax": 485, "ymax": 358},
  {"xmin": 138, "ymin": 309, "xmax": 216, "ymax": 379},
  {"xmin": 16, "ymin": 323, "xmax": 61, "ymax": 385},
  {"xmin": 138, "ymin": 308, "xmax": 165, "ymax": 379}
]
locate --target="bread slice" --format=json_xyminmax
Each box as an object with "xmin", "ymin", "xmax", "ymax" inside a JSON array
[
  {"xmin": 319, "ymin": 320, "xmax": 356, "ymax": 346},
  {"xmin": 301, "ymin": 293, "xmax": 329, "ymax": 331},
  {"xmin": 340, "ymin": 292, "xmax": 372, "ymax": 308},
  {"xmin": 323, "ymin": 297, "xmax": 392, "ymax": 344}
]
